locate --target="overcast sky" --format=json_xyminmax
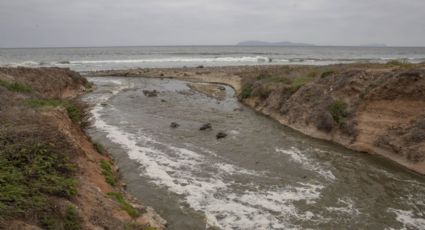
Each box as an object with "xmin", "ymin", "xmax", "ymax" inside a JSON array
[{"xmin": 0, "ymin": 0, "xmax": 424, "ymax": 47}]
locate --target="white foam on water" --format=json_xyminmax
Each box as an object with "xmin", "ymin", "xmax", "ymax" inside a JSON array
[
  {"xmin": 63, "ymin": 56, "xmax": 273, "ymax": 64},
  {"xmin": 387, "ymin": 208, "xmax": 425, "ymax": 230},
  {"xmin": 88, "ymin": 82, "xmax": 327, "ymax": 229},
  {"xmin": 326, "ymin": 198, "xmax": 360, "ymax": 216},
  {"xmin": 276, "ymin": 147, "xmax": 336, "ymax": 181}
]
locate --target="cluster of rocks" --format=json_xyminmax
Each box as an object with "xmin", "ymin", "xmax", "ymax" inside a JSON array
[
  {"xmin": 143, "ymin": 90, "xmax": 158, "ymax": 97},
  {"xmin": 170, "ymin": 122, "xmax": 227, "ymax": 139}
]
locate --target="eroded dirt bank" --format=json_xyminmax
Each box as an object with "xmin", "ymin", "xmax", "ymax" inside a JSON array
[
  {"xmin": 0, "ymin": 67, "xmax": 165, "ymax": 229},
  {"xmin": 89, "ymin": 63, "xmax": 425, "ymax": 174}
]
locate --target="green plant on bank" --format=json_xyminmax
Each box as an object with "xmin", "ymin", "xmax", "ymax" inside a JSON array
[
  {"xmin": 64, "ymin": 205, "xmax": 81, "ymax": 230},
  {"xmin": 256, "ymin": 71, "xmax": 272, "ymax": 80},
  {"xmin": 0, "ymin": 79, "xmax": 32, "ymax": 93},
  {"xmin": 0, "ymin": 141, "xmax": 77, "ymax": 223},
  {"xmin": 240, "ymin": 85, "xmax": 253, "ymax": 99},
  {"xmin": 107, "ymin": 192, "xmax": 140, "ymax": 218},
  {"xmin": 100, "ymin": 159, "xmax": 118, "ymax": 186},
  {"xmin": 386, "ymin": 59, "xmax": 413, "ymax": 68},
  {"xmin": 290, "ymin": 72, "xmax": 317, "ymax": 92},
  {"xmin": 93, "ymin": 142, "xmax": 107, "ymax": 155},
  {"xmin": 328, "ymin": 100, "xmax": 348, "ymax": 123},
  {"xmin": 24, "ymin": 99, "xmax": 83, "ymax": 123},
  {"xmin": 320, "ymin": 70, "xmax": 335, "ymax": 78}
]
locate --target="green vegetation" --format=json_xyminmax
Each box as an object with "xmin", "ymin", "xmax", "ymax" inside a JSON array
[
  {"xmin": 320, "ymin": 70, "xmax": 335, "ymax": 78},
  {"xmin": 328, "ymin": 100, "xmax": 348, "ymax": 123},
  {"xmin": 100, "ymin": 159, "xmax": 118, "ymax": 186},
  {"xmin": 94, "ymin": 142, "xmax": 107, "ymax": 155},
  {"xmin": 0, "ymin": 139, "xmax": 77, "ymax": 224},
  {"xmin": 256, "ymin": 71, "xmax": 272, "ymax": 80},
  {"xmin": 386, "ymin": 59, "xmax": 413, "ymax": 68},
  {"xmin": 107, "ymin": 192, "xmax": 140, "ymax": 218},
  {"xmin": 25, "ymin": 99, "xmax": 83, "ymax": 123},
  {"xmin": 241, "ymin": 85, "xmax": 253, "ymax": 99},
  {"xmin": 0, "ymin": 79, "xmax": 32, "ymax": 93},
  {"xmin": 64, "ymin": 205, "xmax": 81, "ymax": 230},
  {"xmin": 290, "ymin": 71, "xmax": 317, "ymax": 92}
]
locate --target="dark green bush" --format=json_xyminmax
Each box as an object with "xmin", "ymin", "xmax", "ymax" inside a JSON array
[
  {"xmin": 64, "ymin": 205, "xmax": 81, "ymax": 230},
  {"xmin": 328, "ymin": 100, "xmax": 348, "ymax": 123},
  {"xmin": 241, "ymin": 85, "xmax": 253, "ymax": 99}
]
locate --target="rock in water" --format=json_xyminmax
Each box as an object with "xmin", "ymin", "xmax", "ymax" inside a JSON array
[
  {"xmin": 216, "ymin": 132, "xmax": 227, "ymax": 139},
  {"xmin": 200, "ymin": 123, "xmax": 212, "ymax": 131},
  {"xmin": 143, "ymin": 90, "xmax": 158, "ymax": 97},
  {"xmin": 170, "ymin": 122, "xmax": 179, "ymax": 128}
]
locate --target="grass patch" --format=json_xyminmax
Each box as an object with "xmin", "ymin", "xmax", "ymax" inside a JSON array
[
  {"xmin": 240, "ymin": 85, "xmax": 253, "ymax": 99},
  {"xmin": 0, "ymin": 141, "xmax": 77, "ymax": 221},
  {"xmin": 0, "ymin": 79, "xmax": 32, "ymax": 93},
  {"xmin": 64, "ymin": 205, "xmax": 81, "ymax": 230},
  {"xmin": 25, "ymin": 99, "xmax": 83, "ymax": 124},
  {"xmin": 94, "ymin": 142, "xmax": 107, "ymax": 155},
  {"xmin": 107, "ymin": 192, "xmax": 140, "ymax": 218},
  {"xmin": 328, "ymin": 100, "xmax": 348, "ymax": 123},
  {"xmin": 386, "ymin": 59, "xmax": 413, "ymax": 68},
  {"xmin": 290, "ymin": 71, "xmax": 317, "ymax": 92},
  {"xmin": 100, "ymin": 159, "xmax": 118, "ymax": 186}
]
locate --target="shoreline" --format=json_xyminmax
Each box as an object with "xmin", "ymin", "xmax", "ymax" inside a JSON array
[{"xmin": 87, "ymin": 63, "xmax": 425, "ymax": 175}]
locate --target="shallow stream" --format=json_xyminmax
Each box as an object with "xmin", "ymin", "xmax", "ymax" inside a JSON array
[{"xmin": 84, "ymin": 76, "xmax": 425, "ymax": 230}]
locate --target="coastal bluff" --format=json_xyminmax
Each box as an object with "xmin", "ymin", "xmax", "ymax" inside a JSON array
[{"xmin": 0, "ymin": 67, "xmax": 165, "ymax": 230}]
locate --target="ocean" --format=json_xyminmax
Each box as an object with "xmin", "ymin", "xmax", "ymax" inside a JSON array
[{"xmin": 1, "ymin": 46, "xmax": 425, "ymax": 72}]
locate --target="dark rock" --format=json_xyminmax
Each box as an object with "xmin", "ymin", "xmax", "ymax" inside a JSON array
[
  {"xmin": 216, "ymin": 132, "xmax": 227, "ymax": 139},
  {"xmin": 161, "ymin": 99, "xmax": 166, "ymax": 102},
  {"xmin": 200, "ymin": 123, "xmax": 212, "ymax": 131},
  {"xmin": 197, "ymin": 65, "xmax": 204, "ymax": 69},
  {"xmin": 143, "ymin": 90, "xmax": 158, "ymax": 97},
  {"xmin": 170, "ymin": 122, "xmax": 179, "ymax": 128}
]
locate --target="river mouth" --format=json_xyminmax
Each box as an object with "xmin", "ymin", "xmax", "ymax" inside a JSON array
[{"xmin": 84, "ymin": 76, "xmax": 425, "ymax": 230}]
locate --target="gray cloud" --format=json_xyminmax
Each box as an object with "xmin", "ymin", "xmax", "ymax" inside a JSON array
[{"xmin": 0, "ymin": 0, "xmax": 424, "ymax": 47}]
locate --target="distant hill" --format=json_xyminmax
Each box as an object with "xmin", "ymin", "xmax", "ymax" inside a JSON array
[
  {"xmin": 236, "ymin": 40, "xmax": 315, "ymax": 47},
  {"xmin": 359, "ymin": 43, "xmax": 388, "ymax": 47}
]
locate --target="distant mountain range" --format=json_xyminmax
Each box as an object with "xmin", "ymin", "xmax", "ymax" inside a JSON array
[
  {"xmin": 236, "ymin": 41, "xmax": 316, "ymax": 47},
  {"xmin": 236, "ymin": 41, "xmax": 388, "ymax": 47}
]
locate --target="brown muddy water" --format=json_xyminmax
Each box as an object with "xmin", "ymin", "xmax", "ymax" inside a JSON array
[{"xmin": 83, "ymin": 76, "xmax": 425, "ymax": 230}]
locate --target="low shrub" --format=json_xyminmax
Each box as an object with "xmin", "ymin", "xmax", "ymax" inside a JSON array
[
  {"xmin": 328, "ymin": 100, "xmax": 348, "ymax": 123},
  {"xmin": 0, "ymin": 79, "xmax": 32, "ymax": 93},
  {"xmin": 0, "ymin": 136, "xmax": 77, "ymax": 220},
  {"xmin": 320, "ymin": 70, "xmax": 335, "ymax": 78},
  {"xmin": 64, "ymin": 205, "xmax": 81, "ymax": 230},
  {"xmin": 240, "ymin": 85, "xmax": 253, "ymax": 99},
  {"xmin": 100, "ymin": 159, "xmax": 118, "ymax": 186},
  {"xmin": 107, "ymin": 192, "xmax": 140, "ymax": 218},
  {"xmin": 94, "ymin": 142, "xmax": 107, "ymax": 155}
]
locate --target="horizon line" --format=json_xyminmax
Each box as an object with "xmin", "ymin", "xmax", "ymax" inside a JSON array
[{"xmin": 1, "ymin": 44, "xmax": 425, "ymax": 49}]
